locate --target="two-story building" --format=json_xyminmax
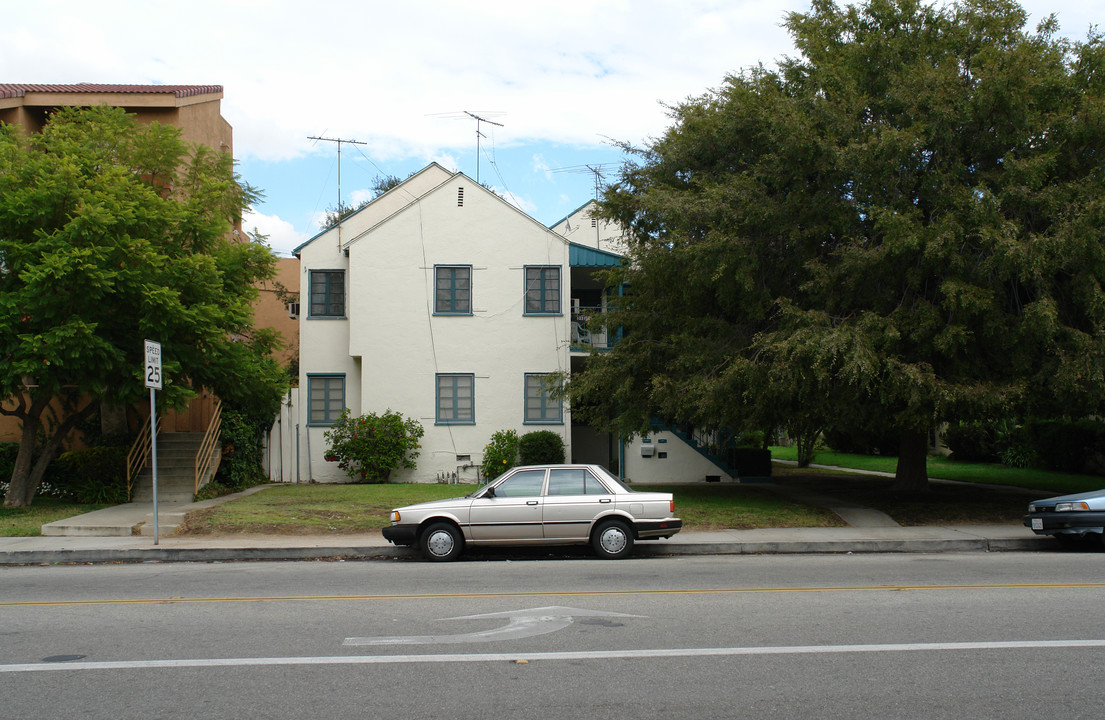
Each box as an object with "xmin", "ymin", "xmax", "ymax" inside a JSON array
[{"xmin": 282, "ymin": 164, "xmax": 736, "ymax": 485}]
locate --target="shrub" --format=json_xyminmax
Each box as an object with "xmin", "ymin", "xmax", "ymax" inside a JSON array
[
  {"xmin": 482, "ymin": 429, "xmax": 519, "ymax": 481},
  {"xmin": 822, "ymin": 421, "xmax": 898, "ymax": 456},
  {"xmin": 1027, "ymin": 419, "xmax": 1105, "ymax": 475},
  {"xmin": 0, "ymin": 442, "xmax": 17, "ymax": 486},
  {"xmin": 943, "ymin": 422, "xmax": 997, "ymax": 462},
  {"xmin": 323, "ymin": 409, "xmax": 424, "ymax": 483},
  {"xmin": 214, "ymin": 408, "xmax": 270, "ymax": 492},
  {"xmin": 518, "ymin": 430, "xmax": 565, "ymax": 465},
  {"xmin": 47, "ymin": 446, "xmax": 129, "ymax": 504}
]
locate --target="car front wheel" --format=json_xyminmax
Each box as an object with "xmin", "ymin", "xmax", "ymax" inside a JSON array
[
  {"xmin": 420, "ymin": 522, "xmax": 463, "ymax": 562},
  {"xmin": 592, "ymin": 519, "xmax": 633, "ymax": 560}
]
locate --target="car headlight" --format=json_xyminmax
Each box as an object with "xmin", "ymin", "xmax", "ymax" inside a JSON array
[
  {"xmin": 1028, "ymin": 504, "xmax": 1037, "ymax": 513},
  {"xmin": 1055, "ymin": 502, "xmax": 1090, "ymax": 512},
  {"xmin": 391, "ymin": 511, "xmax": 401, "ymax": 522}
]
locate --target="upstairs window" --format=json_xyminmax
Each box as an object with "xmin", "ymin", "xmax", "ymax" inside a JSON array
[
  {"xmin": 524, "ymin": 266, "xmax": 560, "ymax": 315},
  {"xmin": 434, "ymin": 265, "xmax": 472, "ymax": 315},
  {"xmin": 309, "ymin": 270, "xmax": 345, "ymax": 317}
]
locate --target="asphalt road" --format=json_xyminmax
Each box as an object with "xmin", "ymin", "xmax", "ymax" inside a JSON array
[{"xmin": 3, "ymin": 552, "xmax": 1105, "ymax": 719}]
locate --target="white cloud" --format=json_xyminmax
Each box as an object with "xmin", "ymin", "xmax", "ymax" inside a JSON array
[
  {"xmin": 241, "ymin": 209, "xmax": 309, "ymax": 258},
  {"xmin": 5, "ymin": 0, "xmax": 1098, "ymax": 235}
]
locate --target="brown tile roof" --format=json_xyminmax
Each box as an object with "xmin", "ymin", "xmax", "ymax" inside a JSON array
[{"xmin": 0, "ymin": 83, "xmax": 222, "ymax": 99}]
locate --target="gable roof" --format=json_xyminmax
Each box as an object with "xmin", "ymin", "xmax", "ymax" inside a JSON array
[
  {"xmin": 549, "ymin": 200, "xmax": 597, "ymax": 231},
  {"xmin": 295, "ymin": 163, "xmax": 571, "ymax": 256}
]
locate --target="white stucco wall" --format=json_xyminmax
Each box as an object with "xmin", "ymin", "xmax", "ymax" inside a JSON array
[
  {"xmin": 294, "ymin": 168, "xmax": 572, "ymax": 483},
  {"xmin": 550, "ymin": 200, "xmax": 627, "ymax": 256},
  {"xmin": 621, "ymin": 432, "xmax": 735, "ymax": 485}
]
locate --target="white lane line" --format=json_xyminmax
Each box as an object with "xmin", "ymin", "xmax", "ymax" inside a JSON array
[{"xmin": 2, "ymin": 639, "xmax": 1104, "ymax": 673}]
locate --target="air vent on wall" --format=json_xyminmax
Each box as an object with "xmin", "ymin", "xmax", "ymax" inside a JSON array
[
  {"xmin": 457, "ymin": 187, "xmax": 464, "ymax": 206},
  {"xmin": 287, "ymin": 302, "xmax": 300, "ymax": 318}
]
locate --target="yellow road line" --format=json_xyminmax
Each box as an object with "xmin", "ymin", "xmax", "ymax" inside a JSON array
[{"xmin": 3, "ymin": 582, "xmax": 1104, "ymax": 608}]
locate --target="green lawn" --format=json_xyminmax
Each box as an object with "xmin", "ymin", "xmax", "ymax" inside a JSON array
[
  {"xmin": 179, "ymin": 483, "xmax": 482, "ymax": 535},
  {"xmin": 6, "ymin": 448, "xmax": 1102, "ymax": 537},
  {"xmin": 769, "ymin": 446, "xmax": 1104, "ymax": 495},
  {"xmin": 179, "ymin": 480, "xmax": 845, "ymax": 535},
  {"xmin": 0, "ymin": 497, "xmax": 111, "ymax": 537}
]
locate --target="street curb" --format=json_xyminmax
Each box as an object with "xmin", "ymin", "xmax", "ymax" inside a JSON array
[{"xmin": 0, "ymin": 536, "xmax": 1054, "ymax": 565}]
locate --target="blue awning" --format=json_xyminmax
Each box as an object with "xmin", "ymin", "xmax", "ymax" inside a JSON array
[{"xmin": 569, "ymin": 242, "xmax": 623, "ymax": 268}]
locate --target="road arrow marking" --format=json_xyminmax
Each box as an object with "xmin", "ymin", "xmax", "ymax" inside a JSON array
[{"xmin": 343, "ymin": 606, "xmax": 644, "ymax": 646}]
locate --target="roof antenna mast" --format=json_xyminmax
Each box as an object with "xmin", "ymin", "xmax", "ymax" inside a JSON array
[
  {"xmin": 308, "ymin": 135, "xmax": 368, "ymax": 252},
  {"xmin": 463, "ymin": 111, "xmax": 504, "ymax": 184}
]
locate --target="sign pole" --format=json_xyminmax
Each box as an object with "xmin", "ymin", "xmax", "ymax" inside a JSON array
[
  {"xmin": 150, "ymin": 387, "xmax": 159, "ymax": 545},
  {"xmin": 144, "ymin": 340, "xmax": 163, "ymax": 545}
]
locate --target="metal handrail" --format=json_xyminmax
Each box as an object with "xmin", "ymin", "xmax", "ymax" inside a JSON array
[
  {"xmin": 194, "ymin": 398, "xmax": 223, "ymax": 494},
  {"xmin": 126, "ymin": 414, "xmax": 159, "ymax": 501}
]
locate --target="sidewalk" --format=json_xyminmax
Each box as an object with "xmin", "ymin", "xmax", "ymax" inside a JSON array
[{"xmin": 0, "ymin": 480, "xmax": 1053, "ymax": 565}]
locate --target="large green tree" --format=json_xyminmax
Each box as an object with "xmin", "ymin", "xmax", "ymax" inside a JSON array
[
  {"xmin": 1, "ymin": 106, "xmax": 287, "ymax": 507},
  {"xmin": 571, "ymin": 0, "xmax": 1105, "ymax": 490}
]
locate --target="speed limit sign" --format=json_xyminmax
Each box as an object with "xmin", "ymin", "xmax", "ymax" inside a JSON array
[{"xmin": 144, "ymin": 339, "xmax": 162, "ymax": 390}]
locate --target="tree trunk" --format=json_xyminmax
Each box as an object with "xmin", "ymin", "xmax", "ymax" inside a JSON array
[
  {"xmin": 795, "ymin": 426, "xmax": 819, "ymax": 468},
  {"xmin": 893, "ymin": 427, "xmax": 930, "ymax": 493},
  {"xmin": 3, "ymin": 400, "xmax": 98, "ymax": 507},
  {"xmin": 3, "ymin": 415, "xmax": 43, "ymax": 507}
]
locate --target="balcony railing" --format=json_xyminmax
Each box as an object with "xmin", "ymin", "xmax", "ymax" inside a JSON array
[{"xmin": 570, "ymin": 305, "xmax": 621, "ymax": 352}]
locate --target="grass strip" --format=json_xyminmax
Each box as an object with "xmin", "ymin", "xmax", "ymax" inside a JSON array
[
  {"xmin": 0, "ymin": 498, "xmax": 111, "ymax": 537},
  {"xmin": 770, "ymin": 446, "xmax": 1104, "ymax": 495}
]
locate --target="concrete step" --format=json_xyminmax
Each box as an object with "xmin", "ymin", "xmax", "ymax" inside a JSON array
[
  {"xmin": 40, "ymin": 503, "xmax": 193, "ymax": 537},
  {"xmin": 131, "ymin": 431, "xmax": 220, "ymax": 503}
]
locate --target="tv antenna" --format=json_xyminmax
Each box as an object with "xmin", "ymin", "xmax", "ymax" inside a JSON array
[
  {"xmin": 464, "ymin": 111, "xmax": 504, "ymax": 184},
  {"xmin": 308, "ymin": 134, "xmax": 368, "ymax": 251},
  {"xmin": 550, "ymin": 163, "xmax": 618, "ymax": 200},
  {"xmin": 550, "ymin": 163, "xmax": 619, "ymax": 248},
  {"xmin": 428, "ymin": 110, "xmax": 506, "ymax": 183}
]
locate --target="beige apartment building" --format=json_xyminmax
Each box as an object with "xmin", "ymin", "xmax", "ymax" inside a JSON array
[{"xmin": 0, "ymin": 83, "xmax": 298, "ymax": 440}]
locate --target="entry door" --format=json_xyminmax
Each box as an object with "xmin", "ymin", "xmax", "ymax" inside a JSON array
[{"xmin": 469, "ymin": 469, "xmax": 547, "ymax": 541}]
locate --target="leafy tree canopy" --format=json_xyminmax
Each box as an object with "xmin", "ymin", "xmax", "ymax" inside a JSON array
[
  {"xmin": 571, "ymin": 0, "xmax": 1105, "ymax": 489},
  {"xmin": 1, "ymin": 106, "xmax": 287, "ymax": 506}
]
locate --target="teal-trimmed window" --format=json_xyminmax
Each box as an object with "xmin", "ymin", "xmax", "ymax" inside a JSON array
[
  {"xmin": 436, "ymin": 373, "xmax": 474, "ymax": 425},
  {"xmin": 524, "ymin": 266, "xmax": 561, "ymax": 315},
  {"xmin": 524, "ymin": 373, "xmax": 562, "ymax": 424},
  {"xmin": 309, "ymin": 270, "xmax": 345, "ymax": 317},
  {"xmin": 434, "ymin": 265, "xmax": 472, "ymax": 315},
  {"xmin": 307, "ymin": 374, "xmax": 345, "ymax": 425}
]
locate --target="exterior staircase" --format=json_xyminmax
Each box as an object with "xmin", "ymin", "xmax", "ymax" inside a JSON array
[
  {"xmin": 651, "ymin": 421, "xmax": 772, "ymax": 481},
  {"xmin": 130, "ymin": 432, "xmax": 219, "ymax": 503}
]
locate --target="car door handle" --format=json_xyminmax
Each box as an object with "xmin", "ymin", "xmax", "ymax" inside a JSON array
[
  {"xmin": 527, "ymin": 500, "xmax": 539, "ymax": 505},
  {"xmin": 600, "ymin": 498, "xmax": 612, "ymax": 503}
]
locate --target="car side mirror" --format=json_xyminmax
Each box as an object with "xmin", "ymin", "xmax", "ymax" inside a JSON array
[{"xmin": 484, "ymin": 485, "xmax": 496, "ymax": 498}]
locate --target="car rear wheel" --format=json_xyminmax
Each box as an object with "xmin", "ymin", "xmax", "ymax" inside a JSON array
[
  {"xmin": 592, "ymin": 519, "xmax": 633, "ymax": 560},
  {"xmin": 420, "ymin": 522, "xmax": 463, "ymax": 562}
]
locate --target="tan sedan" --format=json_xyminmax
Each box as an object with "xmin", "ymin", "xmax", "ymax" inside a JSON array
[{"xmin": 382, "ymin": 464, "xmax": 682, "ymax": 561}]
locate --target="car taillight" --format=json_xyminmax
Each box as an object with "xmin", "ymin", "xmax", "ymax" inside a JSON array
[{"xmin": 670, "ymin": 500, "xmax": 675, "ymax": 514}]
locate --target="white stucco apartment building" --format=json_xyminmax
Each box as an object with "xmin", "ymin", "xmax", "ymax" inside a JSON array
[{"xmin": 273, "ymin": 164, "xmax": 734, "ymax": 485}]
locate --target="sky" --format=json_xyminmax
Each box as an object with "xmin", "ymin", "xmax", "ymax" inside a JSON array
[{"xmin": 3, "ymin": 0, "xmax": 1100, "ymax": 257}]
